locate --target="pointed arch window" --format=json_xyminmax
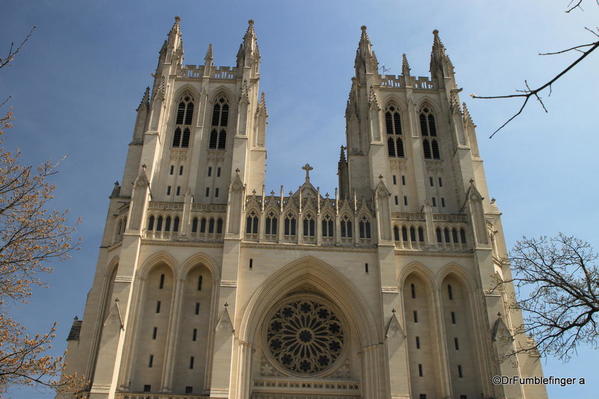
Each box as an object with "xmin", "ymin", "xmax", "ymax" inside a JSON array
[
  {"xmin": 393, "ymin": 225, "xmax": 400, "ymax": 241},
  {"xmin": 173, "ymin": 95, "xmax": 194, "ymax": 148},
  {"xmin": 303, "ymin": 214, "xmax": 315, "ymax": 238},
  {"xmin": 246, "ymin": 211, "xmax": 259, "ymax": 235},
  {"xmin": 322, "ymin": 215, "xmax": 334, "ymax": 238},
  {"xmin": 200, "ymin": 218, "xmax": 207, "ymax": 233},
  {"xmin": 208, "ymin": 218, "xmax": 215, "ymax": 234},
  {"xmin": 359, "ymin": 216, "xmax": 371, "ymax": 239},
  {"xmin": 385, "ymin": 105, "xmax": 404, "ymax": 158},
  {"xmin": 340, "ymin": 216, "xmax": 352, "ymax": 238},
  {"xmin": 420, "ymin": 107, "xmax": 440, "ymax": 159},
  {"xmin": 217, "ymin": 218, "xmax": 224, "ymax": 234},
  {"xmin": 191, "ymin": 217, "xmax": 198, "ymax": 233},
  {"xmin": 209, "ymin": 97, "xmax": 228, "ymax": 150},
  {"xmin": 265, "ymin": 212, "xmax": 278, "ymax": 236},
  {"xmin": 284, "ymin": 213, "xmax": 296, "ymax": 236}
]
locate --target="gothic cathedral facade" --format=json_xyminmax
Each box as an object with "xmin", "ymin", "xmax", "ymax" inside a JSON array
[{"xmin": 61, "ymin": 18, "xmax": 548, "ymax": 399}]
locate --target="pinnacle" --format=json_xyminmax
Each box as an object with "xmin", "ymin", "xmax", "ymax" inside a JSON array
[
  {"xmin": 432, "ymin": 28, "xmax": 445, "ymax": 53},
  {"xmin": 244, "ymin": 18, "xmax": 257, "ymax": 39},
  {"xmin": 204, "ymin": 43, "xmax": 213, "ymax": 64},
  {"xmin": 402, "ymin": 53, "xmax": 411, "ymax": 76},
  {"xmin": 339, "ymin": 145, "xmax": 346, "ymax": 162}
]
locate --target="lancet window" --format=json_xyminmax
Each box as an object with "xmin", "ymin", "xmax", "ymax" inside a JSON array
[
  {"xmin": 340, "ymin": 215, "xmax": 352, "ymax": 238},
  {"xmin": 172, "ymin": 95, "xmax": 194, "ymax": 148},
  {"xmin": 385, "ymin": 105, "xmax": 404, "ymax": 158},
  {"xmin": 284, "ymin": 213, "xmax": 297, "ymax": 237},
  {"xmin": 322, "ymin": 215, "xmax": 334, "ymax": 238},
  {"xmin": 245, "ymin": 211, "xmax": 259, "ymax": 235},
  {"xmin": 209, "ymin": 97, "xmax": 228, "ymax": 149},
  {"xmin": 265, "ymin": 212, "xmax": 278, "ymax": 236},
  {"xmin": 359, "ymin": 216, "xmax": 371, "ymax": 239},
  {"xmin": 419, "ymin": 107, "xmax": 440, "ymax": 159},
  {"xmin": 303, "ymin": 214, "xmax": 315, "ymax": 238}
]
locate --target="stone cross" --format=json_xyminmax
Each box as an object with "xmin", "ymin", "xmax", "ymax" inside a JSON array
[{"xmin": 302, "ymin": 163, "xmax": 313, "ymax": 181}]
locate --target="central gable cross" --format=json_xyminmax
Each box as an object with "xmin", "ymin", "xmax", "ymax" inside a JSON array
[{"xmin": 302, "ymin": 163, "xmax": 313, "ymax": 182}]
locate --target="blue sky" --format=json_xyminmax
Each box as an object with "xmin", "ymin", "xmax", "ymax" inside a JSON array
[{"xmin": 1, "ymin": 0, "xmax": 598, "ymax": 398}]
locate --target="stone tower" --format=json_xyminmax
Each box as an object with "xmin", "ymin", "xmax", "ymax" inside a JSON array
[{"xmin": 61, "ymin": 18, "xmax": 547, "ymax": 399}]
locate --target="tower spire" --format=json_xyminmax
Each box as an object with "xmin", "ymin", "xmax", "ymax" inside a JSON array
[
  {"xmin": 236, "ymin": 19, "xmax": 260, "ymax": 70},
  {"xmin": 354, "ymin": 25, "xmax": 379, "ymax": 79}
]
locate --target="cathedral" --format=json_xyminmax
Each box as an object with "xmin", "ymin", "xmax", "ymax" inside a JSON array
[{"xmin": 61, "ymin": 18, "xmax": 548, "ymax": 399}]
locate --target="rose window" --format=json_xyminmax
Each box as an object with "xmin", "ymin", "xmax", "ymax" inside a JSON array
[{"xmin": 266, "ymin": 299, "xmax": 344, "ymax": 375}]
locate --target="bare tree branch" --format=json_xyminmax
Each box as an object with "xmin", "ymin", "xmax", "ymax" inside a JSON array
[
  {"xmin": 566, "ymin": 0, "xmax": 583, "ymax": 13},
  {"xmin": 472, "ymin": 40, "xmax": 599, "ymax": 138},
  {"xmin": 0, "ymin": 26, "xmax": 36, "ymax": 69}
]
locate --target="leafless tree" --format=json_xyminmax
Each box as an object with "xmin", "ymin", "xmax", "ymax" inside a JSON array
[
  {"xmin": 496, "ymin": 234, "xmax": 598, "ymax": 360},
  {"xmin": 471, "ymin": 1, "xmax": 599, "ymax": 137},
  {"xmin": 0, "ymin": 27, "xmax": 84, "ymax": 395}
]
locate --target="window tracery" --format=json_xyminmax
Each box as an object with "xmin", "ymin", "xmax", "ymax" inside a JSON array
[
  {"xmin": 172, "ymin": 95, "xmax": 194, "ymax": 148},
  {"xmin": 209, "ymin": 97, "xmax": 228, "ymax": 149},
  {"xmin": 419, "ymin": 107, "xmax": 440, "ymax": 159},
  {"xmin": 385, "ymin": 105, "xmax": 404, "ymax": 158},
  {"xmin": 266, "ymin": 299, "xmax": 344, "ymax": 375}
]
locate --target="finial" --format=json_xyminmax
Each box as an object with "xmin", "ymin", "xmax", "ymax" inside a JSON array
[
  {"xmin": 235, "ymin": 168, "xmax": 240, "ymax": 174},
  {"xmin": 74, "ymin": 315, "xmax": 79, "ymax": 320},
  {"xmin": 224, "ymin": 302, "xmax": 229, "ymax": 308},
  {"xmin": 433, "ymin": 29, "xmax": 439, "ymax": 35},
  {"xmin": 174, "ymin": 16, "xmax": 181, "ymax": 23},
  {"xmin": 302, "ymin": 163, "xmax": 314, "ymax": 182},
  {"xmin": 392, "ymin": 308, "xmax": 396, "ymax": 314},
  {"xmin": 378, "ymin": 174, "xmax": 383, "ymax": 180},
  {"xmin": 361, "ymin": 25, "xmax": 367, "ymax": 31},
  {"xmin": 248, "ymin": 19, "xmax": 254, "ymax": 26},
  {"xmin": 114, "ymin": 180, "xmax": 119, "ymax": 186}
]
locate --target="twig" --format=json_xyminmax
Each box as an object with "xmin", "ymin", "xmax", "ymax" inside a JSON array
[
  {"xmin": 566, "ymin": 0, "xmax": 583, "ymax": 13},
  {"xmin": 472, "ymin": 40, "xmax": 599, "ymax": 138},
  {"xmin": 0, "ymin": 26, "xmax": 36, "ymax": 69},
  {"xmin": 539, "ymin": 42, "xmax": 596, "ymax": 55}
]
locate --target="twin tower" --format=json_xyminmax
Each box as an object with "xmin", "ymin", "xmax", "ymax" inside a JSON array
[{"xmin": 61, "ymin": 18, "xmax": 547, "ymax": 399}]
